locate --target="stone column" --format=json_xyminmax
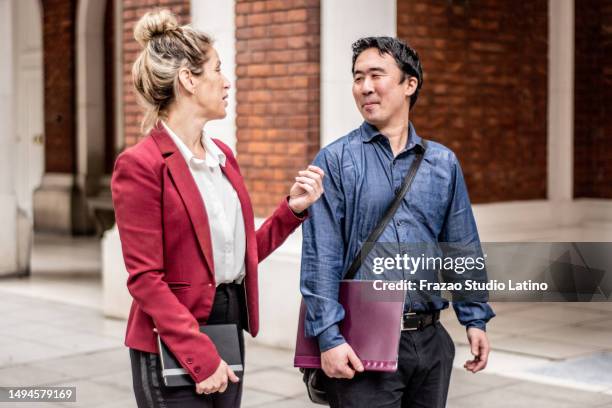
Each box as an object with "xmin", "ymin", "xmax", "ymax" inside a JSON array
[
  {"xmin": 321, "ymin": 0, "xmax": 396, "ymax": 146},
  {"xmin": 548, "ymin": 0, "xmax": 575, "ymax": 225},
  {"xmin": 0, "ymin": 0, "xmax": 19, "ymax": 275}
]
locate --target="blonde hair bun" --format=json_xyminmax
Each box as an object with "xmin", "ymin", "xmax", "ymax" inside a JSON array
[{"xmin": 134, "ymin": 9, "xmax": 179, "ymax": 48}]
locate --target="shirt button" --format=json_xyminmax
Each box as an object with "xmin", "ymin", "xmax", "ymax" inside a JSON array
[
  {"xmin": 186, "ymin": 357, "xmax": 193, "ymax": 364},
  {"xmin": 207, "ymin": 283, "xmax": 213, "ymax": 287},
  {"xmin": 194, "ymin": 366, "xmax": 201, "ymax": 374},
  {"xmin": 396, "ymin": 220, "xmax": 402, "ymax": 226},
  {"xmin": 395, "ymin": 187, "xmax": 401, "ymax": 195}
]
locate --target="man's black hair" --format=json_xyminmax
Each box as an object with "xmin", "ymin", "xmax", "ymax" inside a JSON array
[{"xmin": 351, "ymin": 36, "xmax": 423, "ymax": 109}]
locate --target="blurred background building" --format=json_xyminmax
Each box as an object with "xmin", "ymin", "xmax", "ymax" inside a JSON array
[{"xmin": 0, "ymin": 0, "xmax": 610, "ymax": 350}]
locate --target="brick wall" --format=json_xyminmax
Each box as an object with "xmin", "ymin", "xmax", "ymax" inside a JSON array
[
  {"xmin": 42, "ymin": 0, "xmax": 78, "ymax": 173},
  {"xmin": 122, "ymin": 0, "xmax": 191, "ymax": 148},
  {"xmin": 397, "ymin": 0, "xmax": 548, "ymax": 203},
  {"xmin": 235, "ymin": 0, "xmax": 320, "ymax": 217},
  {"xmin": 574, "ymin": 0, "xmax": 612, "ymax": 198}
]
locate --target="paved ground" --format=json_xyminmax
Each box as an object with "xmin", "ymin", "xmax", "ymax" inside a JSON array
[
  {"xmin": 1, "ymin": 288, "xmax": 611, "ymax": 408},
  {"xmin": 1, "ymin": 234, "xmax": 611, "ymax": 407}
]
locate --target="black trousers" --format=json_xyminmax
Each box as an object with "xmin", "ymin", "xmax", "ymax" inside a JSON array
[
  {"xmin": 130, "ymin": 283, "xmax": 245, "ymax": 408},
  {"xmin": 324, "ymin": 322, "xmax": 455, "ymax": 408}
]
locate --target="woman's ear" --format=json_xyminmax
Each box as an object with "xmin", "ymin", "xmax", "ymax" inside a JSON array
[{"xmin": 177, "ymin": 68, "xmax": 196, "ymax": 95}]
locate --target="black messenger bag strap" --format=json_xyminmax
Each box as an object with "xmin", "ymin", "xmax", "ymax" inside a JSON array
[{"xmin": 343, "ymin": 139, "xmax": 427, "ymax": 281}]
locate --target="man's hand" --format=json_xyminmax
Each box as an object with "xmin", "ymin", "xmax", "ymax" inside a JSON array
[
  {"xmin": 321, "ymin": 343, "xmax": 364, "ymax": 379},
  {"xmin": 464, "ymin": 327, "xmax": 490, "ymax": 373},
  {"xmin": 195, "ymin": 360, "xmax": 240, "ymax": 395}
]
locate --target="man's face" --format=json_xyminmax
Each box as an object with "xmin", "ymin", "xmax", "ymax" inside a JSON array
[{"xmin": 352, "ymin": 48, "xmax": 415, "ymax": 127}]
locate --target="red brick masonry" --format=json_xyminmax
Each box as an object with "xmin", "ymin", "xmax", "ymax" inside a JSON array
[
  {"xmin": 397, "ymin": 0, "xmax": 548, "ymax": 203},
  {"xmin": 235, "ymin": 0, "xmax": 321, "ymax": 216}
]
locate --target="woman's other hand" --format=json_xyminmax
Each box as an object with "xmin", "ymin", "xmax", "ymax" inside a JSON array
[
  {"xmin": 288, "ymin": 165, "xmax": 324, "ymax": 214},
  {"xmin": 195, "ymin": 360, "xmax": 239, "ymax": 395}
]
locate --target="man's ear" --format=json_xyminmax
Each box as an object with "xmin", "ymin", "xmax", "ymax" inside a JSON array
[
  {"xmin": 177, "ymin": 68, "xmax": 195, "ymax": 95},
  {"xmin": 405, "ymin": 76, "xmax": 419, "ymax": 97}
]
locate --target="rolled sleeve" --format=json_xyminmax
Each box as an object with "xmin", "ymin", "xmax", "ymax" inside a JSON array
[
  {"xmin": 453, "ymin": 302, "xmax": 496, "ymax": 331},
  {"xmin": 317, "ymin": 324, "xmax": 346, "ymax": 352}
]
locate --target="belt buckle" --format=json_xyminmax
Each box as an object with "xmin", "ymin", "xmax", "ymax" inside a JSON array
[{"xmin": 402, "ymin": 312, "xmax": 419, "ymax": 331}]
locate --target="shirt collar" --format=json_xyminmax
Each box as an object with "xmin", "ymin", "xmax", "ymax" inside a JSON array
[
  {"xmin": 162, "ymin": 121, "xmax": 227, "ymax": 168},
  {"xmin": 359, "ymin": 121, "xmax": 424, "ymax": 151}
]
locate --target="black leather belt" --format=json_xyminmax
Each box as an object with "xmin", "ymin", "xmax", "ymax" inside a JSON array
[{"xmin": 401, "ymin": 311, "xmax": 440, "ymax": 331}]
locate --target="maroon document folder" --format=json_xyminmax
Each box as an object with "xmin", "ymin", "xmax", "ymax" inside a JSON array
[{"xmin": 294, "ymin": 280, "xmax": 406, "ymax": 372}]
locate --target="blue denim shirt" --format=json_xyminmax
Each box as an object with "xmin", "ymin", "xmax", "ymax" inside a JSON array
[{"xmin": 300, "ymin": 121, "xmax": 496, "ymax": 352}]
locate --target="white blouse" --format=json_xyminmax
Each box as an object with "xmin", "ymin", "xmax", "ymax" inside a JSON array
[{"xmin": 163, "ymin": 122, "xmax": 246, "ymax": 285}]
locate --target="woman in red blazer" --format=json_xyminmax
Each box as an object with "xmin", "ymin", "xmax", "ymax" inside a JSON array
[{"xmin": 111, "ymin": 10, "xmax": 323, "ymax": 408}]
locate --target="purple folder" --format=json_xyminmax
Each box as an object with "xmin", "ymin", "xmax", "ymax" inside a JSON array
[{"xmin": 294, "ymin": 280, "xmax": 406, "ymax": 372}]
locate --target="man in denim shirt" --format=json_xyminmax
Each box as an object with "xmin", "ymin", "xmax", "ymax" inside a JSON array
[{"xmin": 300, "ymin": 37, "xmax": 495, "ymax": 407}]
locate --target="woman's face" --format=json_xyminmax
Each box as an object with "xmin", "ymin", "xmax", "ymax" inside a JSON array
[{"xmin": 192, "ymin": 47, "xmax": 230, "ymax": 120}]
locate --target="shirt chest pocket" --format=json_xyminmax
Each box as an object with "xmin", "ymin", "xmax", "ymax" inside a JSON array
[{"xmin": 403, "ymin": 180, "xmax": 449, "ymax": 237}]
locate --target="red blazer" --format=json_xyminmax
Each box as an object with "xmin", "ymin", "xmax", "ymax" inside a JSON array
[{"xmin": 111, "ymin": 123, "xmax": 304, "ymax": 382}]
